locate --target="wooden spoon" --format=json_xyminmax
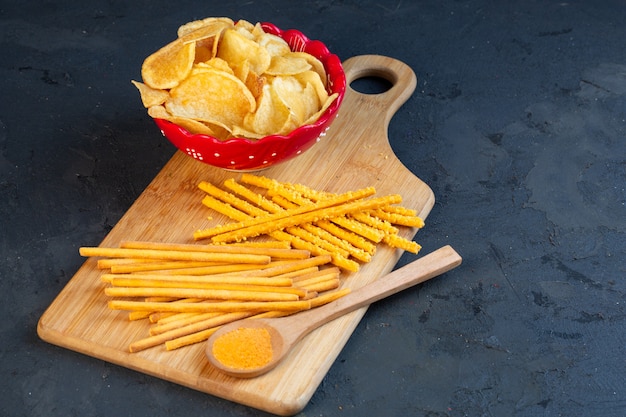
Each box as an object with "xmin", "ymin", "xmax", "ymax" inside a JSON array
[{"xmin": 205, "ymin": 245, "xmax": 462, "ymax": 378}]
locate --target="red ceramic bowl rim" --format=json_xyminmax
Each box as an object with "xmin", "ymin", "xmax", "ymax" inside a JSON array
[{"xmin": 154, "ymin": 22, "xmax": 346, "ymax": 148}]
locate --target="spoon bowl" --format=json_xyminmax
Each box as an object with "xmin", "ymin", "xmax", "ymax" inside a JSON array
[{"xmin": 206, "ymin": 245, "xmax": 462, "ymax": 378}]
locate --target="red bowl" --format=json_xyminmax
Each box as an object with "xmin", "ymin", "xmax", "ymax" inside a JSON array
[{"xmin": 154, "ymin": 22, "xmax": 346, "ymax": 171}]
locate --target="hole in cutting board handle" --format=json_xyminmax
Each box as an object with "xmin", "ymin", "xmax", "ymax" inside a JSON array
[{"xmin": 350, "ymin": 75, "xmax": 393, "ymax": 95}]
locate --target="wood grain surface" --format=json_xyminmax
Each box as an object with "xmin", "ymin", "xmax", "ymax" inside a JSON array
[{"xmin": 38, "ymin": 55, "xmax": 435, "ymax": 416}]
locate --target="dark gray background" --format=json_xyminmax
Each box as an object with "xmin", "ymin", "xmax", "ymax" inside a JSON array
[{"xmin": 2, "ymin": 1, "xmax": 625, "ymax": 416}]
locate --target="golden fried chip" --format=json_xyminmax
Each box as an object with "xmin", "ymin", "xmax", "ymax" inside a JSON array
[
  {"xmin": 266, "ymin": 55, "xmax": 312, "ymax": 76},
  {"xmin": 293, "ymin": 70, "xmax": 329, "ymax": 104},
  {"xmin": 217, "ymin": 28, "xmax": 271, "ymax": 75},
  {"xmin": 166, "ymin": 69, "xmax": 256, "ymax": 128},
  {"xmin": 131, "ymin": 80, "xmax": 170, "ymax": 108},
  {"xmin": 244, "ymin": 69, "xmax": 267, "ymax": 99},
  {"xmin": 271, "ymin": 76, "xmax": 309, "ymax": 123},
  {"xmin": 148, "ymin": 105, "xmax": 218, "ymax": 136},
  {"xmin": 242, "ymin": 84, "xmax": 291, "ymax": 135},
  {"xmin": 234, "ymin": 19, "xmax": 256, "ymax": 32},
  {"xmin": 257, "ymin": 33, "xmax": 291, "ymax": 57},
  {"xmin": 303, "ymin": 93, "xmax": 339, "ymax": 125},
  {"xmin": 177, "ymin": 17, "xmax": 234, "ymax": 37},
  {"xmin": 137, "ymin": 17, "xmax": 337, "ymax": 141},
  {"xmin": 232, "ymin": 60, "xmax": 250, "ymax": 84},
  {"xmin": 196, "ymin": 57, "xmax": 234, "ymax": 74},
  {"xmin": 141, "ymin": 39, "xmax": 195, "ymax": 89},
  {"xmin": 287, "ymin": 52, "xmax": 327, "ymax": 87}
]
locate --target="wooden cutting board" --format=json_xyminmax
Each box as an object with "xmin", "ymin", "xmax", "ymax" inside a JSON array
[{"xmin": 38, "ymin": 55, "xmax": 435, "ymax": 416}]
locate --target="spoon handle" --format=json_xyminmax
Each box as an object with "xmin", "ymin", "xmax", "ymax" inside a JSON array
[{"xmin": 283, "ymin": 245, "xmax": 462, "ymax": 343}]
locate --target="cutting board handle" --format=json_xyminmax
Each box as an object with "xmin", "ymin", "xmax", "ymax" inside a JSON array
[{"xmin": 342, "ymin": 54, "xmax": 417, "ymax": 118}]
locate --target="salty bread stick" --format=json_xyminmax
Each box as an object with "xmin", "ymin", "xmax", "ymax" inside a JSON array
[
  {"xmin": 209, "ymin": 194, "xmax": 401, "ymax": 243},
  {"xmin": 194, "ymin": 186, "xmax": 377, "ymax": 241},
  {"xmin": 107, "ymin": 280, "xmax": 307, "ymax": 298},
  {"xmin": 369, "ymin": 208, "xmax": 425, "ymax": 228},
  {"xmin": 149, "ymin": 312, "xmax": 222, "ymax": 336},
  {"xmin": 104, "ymin": 274, "xmax": 294, "ymax": 287},
  {"xmin": 382, "ymin": 234, "xmax": 422, "ymax": 254},
  {"xmin": 119, "ymin": 240, "xmax": 311, "ymax": 259},
  {"xmin": 222, "ymin": 177, "xmax": 283, "ymax": 213},
  {"xmin": 299, "ymin": 278, "xmax": 340, "ymax": 293},
  {"xmin": 315, "ymin": 220, "xmax": 377, "ymax": 255},
  {"xmin": 79, "ymin": 247, "xmax": 271, "ymax": 264},
  {"xmin": 108, "ymin": 299, "xmax": 312, "ymax": 313},
  {"xmin": 309, "ymin": 288, "xmax": 351, "ymax": 308},
  {"xmin": 104, "ymin": 287, "xmax": 301, "ymax": 302},
  {"xmin": 198, "ymin": 181, "xmax": 263, "ymax": 216},
  {"xmin": 111, "ymin": 261, "xmax": 222, "ymax": 274},
  {"xmin": 330, "ymin": 216, "xmax": 385, "ymax": 242}
]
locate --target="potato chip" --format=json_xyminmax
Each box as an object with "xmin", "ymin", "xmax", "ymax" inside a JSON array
[
  {"xmin": 243, "ymin": 69, "xmax": 267, "ymax": 99},
  {"xmin": 287, "ymin": 51, "xmax": 327, "ymax": 87},
  {"xmin": 271, "ymin": 76, "xmax": 309, "ymax": 124},
  {"xmin": 217, "ymin": 28, "xmax": 271, "ymax": 75},
  {"xmin": 293, "ymin": 70, "xmax": 329, "ymax": 104},
  {"xmin": 131, "ymin": 80, "xmax": 170, "ymax": 107},
  {"xmin": 196, "ymin": 57, "xmax": 234, "ymax": 74},
  {"xmin": 242, "ymin": 84, "xmax": 291, "ymax": 135},
  {"xmin": 303, "ymin": 93, "xmax": 339, "ymax": 125},
  {"xmin": 148, "ymin": 105, "xmax": 218, "ymax": 136},
  {"xmin": 266, "ymin": 55, "xmax": 312, "ymax": 76},
  {"xmin": 166, "ymin": 69, "xmax": 256, "ymax": 128},
  {"xmin": 257, "ymin": 33, "xmax": 291, "ymax": 57},
  {"xmin": 135, "ymin": 18, "xmax": 338, "ymax": 141},
  {"xmin": 177, "ymin": 17, "xmax": 234, "ymax": 38},
  {"xmin": 234, "ymin": 19, "xmax": 256, "ymax": 33},
  {"xmin": 141, "ymin": 39, "xmax": 195, "ymax": 89}
]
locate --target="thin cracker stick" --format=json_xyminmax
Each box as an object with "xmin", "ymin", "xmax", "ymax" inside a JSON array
[
  {"xmin": 195, "ymin": 187, "xmax": 377, "ymax": 241},
  {"xmin": 79, "ymin": 247, "xmax": 271, "ymax": 264},
  {"xmin": 369, "ymin": 208, "xmax": 425, "ymax": 228},
  {"xmin": 129, "ymin": 311, "xmax": 252, "ymax": 352},
  {"xmin": 111, "ymin": 261, "xmax": 222, "ymax": 274},
  {"xmin": 105, "ymin": 274, "xmax": 294, "ymax": 287},
  {"xmin": 350, "ymin": 211, "xmax": 399, "ymax": 235},
  {"xmin": 128, "ymin": 311, "xmax": 152, "ymax": 321},
  {"xmin": 315, "ymin": 220, "xmax": 377, "ymax": 254},
  {"xmin": 164, "ymin": 327, "xmax": 220, "ymax": 351},
  {"xmin": 378, "ymin": 205, "xmax": 417, "ymax": 216},
  {"xmin": 97, "ymin": 258, "xmax": 154, "ymax": 269},
  {"xmin": 239, "ymin": 173, "xmax": 279, "ymax": 189},
  {"xmin": 291, "ymin": 267, "xmax": 342, "ymax": 283},
  {"xmin": 309, "ymin": 288, "xmax": 351, "ymax": 308},
  {"xmin": 108, "ymin": 299, "xmax": 312, "ymax": 313},
  {"xmin": 236, "ymin": 255, "xmax": 332, "ymax": 277},
  {"xmin": 222, "ymin": 178, "xmax": 283, "ymax": 213},
  {"xmin": 104, "ymin": 287, "xmax": 301, "ymax": 302},
  {"xmin": 300, "ymin": 278, "xmax": 340, "ymax": 293},
  {"xmin": 107, "ymin": 279, "xmax": 307, "ymax": 297},
  {"xmin": 285, "ymin": 226, "xmax": 350, "ymax": 258},
  {"xmin": 382, "ymin": 234, "xmax": 422, "ymax": 254},
  {"xmin": 155, "ymin": 311, "xmax": 198, "ymax": 325},
  {"xmin": 330, "ymin": 216, "xmax": 385, "ymax": 243},
  {"xmin": 197, "ymin": 188, "xmax": 354, "ymax": 270},
  {"xmin": 134, "ymin": 261, "xmax": 286, "ymax": 276},
  {"xmin": 149, "ymin": 312, "xmax": 221, "ymax": 336},
  {"xmin": 120, "ymin": 240, "xmax": 311, "ymax": 259},
  {"xmin": 229, "ymin": 240, "xmax": 291, "ymax": 249},
  {"xmin": 300, "ymin": 223, "xmax": 372, "ymax": 262},
  {"xmin": 210, "ymin": 194, "xmax": 401, "ymax": 243},
  {"xmin": 198, "ymin": 181, "xmax": 265, "ymax": 216}
]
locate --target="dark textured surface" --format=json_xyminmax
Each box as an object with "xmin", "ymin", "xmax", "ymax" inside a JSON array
[{"xmin": 2, "ymin": 1, "xmax": 625, "ymax": 416}]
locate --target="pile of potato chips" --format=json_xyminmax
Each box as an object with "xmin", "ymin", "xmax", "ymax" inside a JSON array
[{"xmin": 132, "ymin": 17, "xmax": 339, "ymax": 141}]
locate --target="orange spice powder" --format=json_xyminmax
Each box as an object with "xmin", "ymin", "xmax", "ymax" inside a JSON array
[{"xmin": 212, "ymin": 327, "xmax": 273, "ymax": 369}]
